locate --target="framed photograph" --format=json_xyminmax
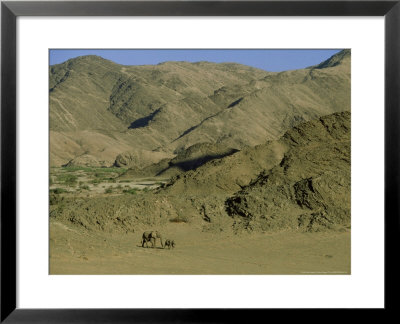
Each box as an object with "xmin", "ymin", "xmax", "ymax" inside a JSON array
[{"xmin": 1, "ymin": 0, "xmax": 399, "ymax": 322}]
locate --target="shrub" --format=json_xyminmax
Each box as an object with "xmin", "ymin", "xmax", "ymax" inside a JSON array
[
  {"xmin": 50, "ymin": 188, "xmax": 67, "ymax": 194},
  {"xmin": 57, "ymin": 174, "xmax": 78, "ymax": 186},
  {"xmin": 123, "ymin": 188, "xmax": 137, "ymax": 195},
  {"xmin": 90, "ymin": 178, "xmax": 102, "ymax": 184}
]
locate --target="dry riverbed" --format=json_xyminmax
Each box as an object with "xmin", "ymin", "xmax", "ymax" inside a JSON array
[{"xmin": 50, "ymin": 166, "xmax": 168, "ymax": 196}]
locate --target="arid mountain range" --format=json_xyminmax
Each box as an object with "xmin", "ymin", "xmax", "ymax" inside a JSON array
[
  {"xmin": 50, "ymin": 50, "xmax": 350, "ymax": 168},
  {"xmin": 50, "ymin": 51, "xmax": 351, "ymax": 273},
  {"xmin": 51, "ymin": 111, "xmax": 350, "ymax": 233}
]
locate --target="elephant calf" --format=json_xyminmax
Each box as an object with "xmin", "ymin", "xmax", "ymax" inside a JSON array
[{"xmin": 164, "ymin": 239, "xmax": 175, "ymax": 249}]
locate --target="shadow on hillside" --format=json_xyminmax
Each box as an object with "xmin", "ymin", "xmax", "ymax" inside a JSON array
[
  {"xmin": 128, "ymin": 108, "xmax": 161, "ymax": 129},
  {"xmin": 227, "ymin": 97, "xmax": 243, "ymax": 108},
  {"xmin": 156, "ymin": 149, "xmax": 239, "ymax": 176}
]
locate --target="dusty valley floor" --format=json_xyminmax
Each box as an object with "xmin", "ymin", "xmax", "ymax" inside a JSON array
[{"xmin": 50, "ymin": 222, "xmax": 350, "ymax": 275}]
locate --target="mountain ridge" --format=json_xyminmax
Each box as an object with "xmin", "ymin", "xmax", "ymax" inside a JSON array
[
  {"xmin": 51, "ymin": 111, "xmax": 351, "ymax": 234},
  {"xmin": 50, "ymin": 50, "xmax": 350, "ymax": 167}
]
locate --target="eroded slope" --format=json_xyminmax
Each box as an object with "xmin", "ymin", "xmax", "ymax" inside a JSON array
[
  {"xmin": 50, "ymin": 51, "xmax": 350, "ymax": 167},
  {"xmin": 51, "ymin": 112, "xmax": 350, "ymax": 235}
]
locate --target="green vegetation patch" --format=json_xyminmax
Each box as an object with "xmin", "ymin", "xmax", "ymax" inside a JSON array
[
  {"xmin": 50, "ymin": 188, "xmax": 67, "ymax": 194},
  {"xmin": 123, "ymin": 188, "xmax": 138, "ymax": 195},
  {"xmin": 90, "ymin": 178, "xmax": 102, "ymax": 184},
  {"xmin": 56, "ymin": 174, "xmax": 78, "ymax": 186},
  {"xmin": 62, "ymin": 166, "xmax": 127, "ymax": 176}
]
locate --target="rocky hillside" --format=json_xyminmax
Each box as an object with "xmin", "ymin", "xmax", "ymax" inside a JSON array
[
  {"xmin": 226, "ymin": 111, "xmax": 351, "ymax": 232},
  {"xmin": 50, "ymin": 111, "xmax": 350, "ymax": 234},
  {"xmin": 50, "ymin": 50, "xmax": 350, "ymax": 167}
]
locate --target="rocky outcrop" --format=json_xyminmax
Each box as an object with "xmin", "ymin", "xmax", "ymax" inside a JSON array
[{"xmin": 225, "ymin": 111, "xmax": 351, "ymax": 232}]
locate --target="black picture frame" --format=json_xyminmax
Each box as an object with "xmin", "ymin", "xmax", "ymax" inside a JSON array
[{"xmin": 1, "ymin": 0, "xmax": 399, "ymax": 322}]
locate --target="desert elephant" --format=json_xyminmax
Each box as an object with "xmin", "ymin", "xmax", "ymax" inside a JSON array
[{"xmin": 141, "ymin": 231, "xmax": 164, "ymax": 248}]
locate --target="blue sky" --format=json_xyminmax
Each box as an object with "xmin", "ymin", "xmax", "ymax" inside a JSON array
[{"xmin": 49, "ymin": 49, "xmax": 342, "ymax": 72}]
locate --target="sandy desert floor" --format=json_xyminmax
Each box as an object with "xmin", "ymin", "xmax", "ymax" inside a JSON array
[{"xmin": 50, "ymin": 222, "xmax": 350, "ymax": 275}]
